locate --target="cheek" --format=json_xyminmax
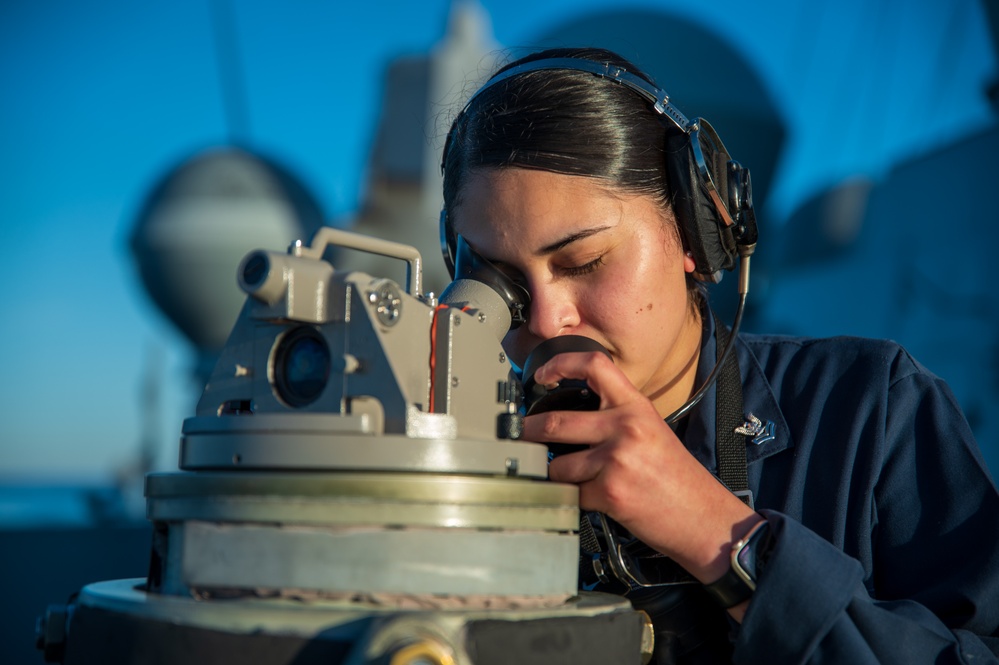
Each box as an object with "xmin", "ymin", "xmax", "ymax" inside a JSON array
[
  {"xmin": 598, "ymin": 262, "xmax": 656, "ymax": 316},
  {"xmin": 609, "ymin": 255, "xmax": 688, "ymax": 332},
  {"xmin": 580, "ymin": 291, "xmax": 620, "ymax": 326}
]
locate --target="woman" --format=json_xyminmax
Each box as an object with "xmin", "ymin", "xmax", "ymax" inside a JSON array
[{"xmin": 440, "ymin": 47, "xmax": 999, "ymax": 664}]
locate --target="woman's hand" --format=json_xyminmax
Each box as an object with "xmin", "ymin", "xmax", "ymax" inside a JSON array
[{"xmin": 524, "ymin": 350, "xmax": 759, "ymax": 590}]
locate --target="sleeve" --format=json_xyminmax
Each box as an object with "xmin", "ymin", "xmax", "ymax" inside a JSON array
[{"xmin": 733, "ymin": 357, "xmax": 999, "ymax": 664}]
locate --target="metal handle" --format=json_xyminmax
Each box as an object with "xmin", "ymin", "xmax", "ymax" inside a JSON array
[{"xmin": 292, "ymin": 226, "xmax": 424, "ymax": 296}]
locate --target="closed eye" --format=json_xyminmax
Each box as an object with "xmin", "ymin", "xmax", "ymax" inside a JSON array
[{"xmin": 560, "ymin": 256, "xmax": 604, "ymax": 277}]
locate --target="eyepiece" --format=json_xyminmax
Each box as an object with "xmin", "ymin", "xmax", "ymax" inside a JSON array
[
  {"xmin": 238, "ymin": 250, "xmax": 289, "ymax": 305},
  {"xmin": 241, "ymin": 253, "xmax": 269, "ymax": 288}
]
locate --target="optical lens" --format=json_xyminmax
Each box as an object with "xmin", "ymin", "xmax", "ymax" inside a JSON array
[{"xmin": 274, "ymin": 327, "xmax": 330, "ymax": 407}]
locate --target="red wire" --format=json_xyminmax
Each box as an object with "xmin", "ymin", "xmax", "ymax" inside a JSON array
[{"xmin": 428, "ymin": 304, "xmax": 449, "ymax": 413}]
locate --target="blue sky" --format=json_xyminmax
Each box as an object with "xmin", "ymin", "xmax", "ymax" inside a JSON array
[{"xmin": 0, "ymin": 0, "xmax": 995, "ymax": 480}]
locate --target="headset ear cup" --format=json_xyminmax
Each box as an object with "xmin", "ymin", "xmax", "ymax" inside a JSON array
[
  {"xmin": 666, "ymin": 133, "xmax": 724, "ymax": 283},
  {"xmin": 440, "ymin": 208, "xmax": 456, "ymax": 279},
  {"xmin": 665, "ymin": 131, "xmax": 696, "ymax": 262},
  {"xmin": 666, "ymin": 124, "xmax": 738, "ymax": 282}
]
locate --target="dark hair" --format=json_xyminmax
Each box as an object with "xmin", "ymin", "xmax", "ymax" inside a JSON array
[
  {"xmin": 443, "ymin": 47, "xmax": 675, "ymax": 206},
  {"xmin": 442, "ymin": 46, "xmax": 702, "ymax": 305}
]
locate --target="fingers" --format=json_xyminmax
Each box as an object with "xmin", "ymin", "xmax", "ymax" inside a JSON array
[
  {"xmin": 522, "ymin": 350, "xmax": 659, "ymax": 447},
  {"xmin": 545, "ymin": 412, "xmax": 670, "ymax": 519},
  {"xmin": 523, "ymin": 408, "xmax": 616, "ymax": 487},
  {"xmin": 529, "ymin": 351, "xmax": 639, "ymax": 410},
  {"xmin": 539, "ymin": 404, "xmax": 668, "ymax": 485},
  {"xmin": 521, "ymin": 349, "xmax": 682, "ymax": 518},
  {"xmin": 523, "ymin": 406, "xmax": 618, "ymax": 444}
]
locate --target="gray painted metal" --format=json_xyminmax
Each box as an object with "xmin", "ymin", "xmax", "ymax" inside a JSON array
[
  {"xmin": 181, "ymin": 521, "xmax": 578, "ymax": 597},
  {"xmin": 147, "ymin": 472, "xmax": 577, "ymax": 530},
  {"xmin": 62, "ymin": 228, "xmax": 622, "ymax": 662},
  {"xmin": 179, "ymin": 431, "xmax": 549, "ymax": 477},
  {"xmin": 149, "ymin": 471, "xmax": 578, "ymax": 597}
]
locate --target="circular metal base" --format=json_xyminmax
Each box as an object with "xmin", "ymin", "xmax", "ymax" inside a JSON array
[{"xmin": 64, "ymin": 580, "xmax": 650, "ymax": 665}]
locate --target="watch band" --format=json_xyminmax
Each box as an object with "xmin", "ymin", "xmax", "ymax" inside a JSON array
[{"xmin": 702, "ymin": 519, "xmax": 771, "ymax": 609}]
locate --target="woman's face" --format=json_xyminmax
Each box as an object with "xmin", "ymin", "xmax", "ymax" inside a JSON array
[{"xmin": 452, "ymin": 167, "xmax": 703, "ymax": 413}]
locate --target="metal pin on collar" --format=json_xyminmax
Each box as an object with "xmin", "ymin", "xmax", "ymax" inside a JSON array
[{"xmin": 735, "ymin": 413, "xmax": 776, "ymax": 446}]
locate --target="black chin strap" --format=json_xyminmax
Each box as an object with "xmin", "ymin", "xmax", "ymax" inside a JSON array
[{"xmin": 713, "ymin": 314, "xmax": 751, "ymax": 506}]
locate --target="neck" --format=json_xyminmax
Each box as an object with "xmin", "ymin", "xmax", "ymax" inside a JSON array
[{"xmin": 646, "ymin": 306, "xmax": 703, "ymax": 419}]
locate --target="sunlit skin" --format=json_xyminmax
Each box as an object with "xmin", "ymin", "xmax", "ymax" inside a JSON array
[{"xmin": 453, "ymin": 167, "xmax": 761, "ymax": 621}]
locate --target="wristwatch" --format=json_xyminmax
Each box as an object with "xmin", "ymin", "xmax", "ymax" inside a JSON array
[{"xmin": 703, "ymin": 519, "xmax": 773, "ymax": 608}]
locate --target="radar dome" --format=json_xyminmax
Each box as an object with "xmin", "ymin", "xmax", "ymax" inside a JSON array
[{"xmin": 130, "ymin": 146, "xmax": 327, "ymax": 375}]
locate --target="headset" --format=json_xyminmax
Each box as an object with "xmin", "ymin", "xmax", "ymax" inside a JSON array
[{"xmin": 439, "ymin": 56, "xmax": 758, "ymax": 289}]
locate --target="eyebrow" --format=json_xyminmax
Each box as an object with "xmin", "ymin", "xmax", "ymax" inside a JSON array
[{"xmin": 537, "ymin": 226, "xmax": 612, "ymax": 255}]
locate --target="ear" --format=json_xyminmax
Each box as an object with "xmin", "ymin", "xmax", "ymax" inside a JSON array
[{"xmin": 683, "ymin": 250, "xmax": 697, "ymax": 274}]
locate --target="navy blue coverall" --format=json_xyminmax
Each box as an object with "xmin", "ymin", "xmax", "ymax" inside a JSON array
[{"xmin": 674, "ymin": 314, "xmax": 999, "ymax": 663}]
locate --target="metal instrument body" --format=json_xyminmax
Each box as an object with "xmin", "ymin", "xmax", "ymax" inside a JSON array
[{"xmin": 38, "ymin": 228, "xmax": 652, "ymax": 665}]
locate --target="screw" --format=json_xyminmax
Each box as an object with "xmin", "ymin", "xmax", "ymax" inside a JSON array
[{"xmin": 638, "ymin": 610, "xmax": 656, "ymax": 665}]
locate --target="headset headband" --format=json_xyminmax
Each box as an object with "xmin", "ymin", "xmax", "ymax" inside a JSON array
[
  {"xmin": 441, "ymin": 58, "xmax": 693, "ymax": 181},
  {"xmin": 470, "ymin": 58, "xmax": 692, "ymax": 133}
]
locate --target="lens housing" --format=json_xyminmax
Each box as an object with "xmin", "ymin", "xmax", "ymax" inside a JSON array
[{"xmin": 273, "ymin": 326, "xmax": 330, "ymax": 407}]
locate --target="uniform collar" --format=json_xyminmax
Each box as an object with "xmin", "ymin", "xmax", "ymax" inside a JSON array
[{"xmin": 678, "ymin": 308, "xmax": 792, "ymax": 474}]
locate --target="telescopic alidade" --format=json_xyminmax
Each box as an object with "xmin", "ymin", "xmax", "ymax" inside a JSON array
[{"xmin": 36, "ymin": 228, "xmax": 652, "ymax": 665}]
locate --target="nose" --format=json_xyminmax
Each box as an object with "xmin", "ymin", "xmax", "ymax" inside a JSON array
[{"xmin": 525, "ymin": 282, "xmax": 580, "ymax": 340}]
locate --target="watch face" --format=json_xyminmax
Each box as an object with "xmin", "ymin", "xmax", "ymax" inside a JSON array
[
  {"xmin": 734, "ymin": 541, "xmax": 759, "ymax": 590},
  {"xmin": 733, "ymin": 521, "xmax": 771, "ymax": 590}
]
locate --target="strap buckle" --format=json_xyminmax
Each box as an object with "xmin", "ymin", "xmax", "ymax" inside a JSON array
[{"xmin": 733, "ymin": 489, "xmax": 754, "ymax": 508}]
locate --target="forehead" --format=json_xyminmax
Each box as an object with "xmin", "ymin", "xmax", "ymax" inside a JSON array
[{"xmin": 452, "ymin": 168, "xmax": 631, "ymax": 243}]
